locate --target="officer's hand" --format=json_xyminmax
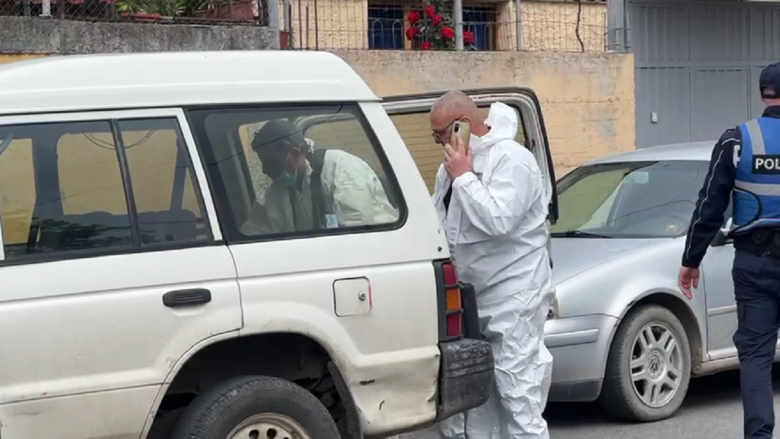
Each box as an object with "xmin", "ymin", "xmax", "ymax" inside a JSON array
[{"xmin": 677, "ymin": 266, "xmax": 700, "ymax": 300}]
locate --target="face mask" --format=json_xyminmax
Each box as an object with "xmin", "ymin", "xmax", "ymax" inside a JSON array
[
  {"xmin": 274, "ymin": 149, "xmax": 301, "ymax": 189},
  {"xmin": 276, "ymin": 170, "xmax": 297, "ymax": 189}
]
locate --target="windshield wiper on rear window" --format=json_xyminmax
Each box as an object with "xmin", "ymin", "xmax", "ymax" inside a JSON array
[{"xmin": 550, "ymin": 230, "xmax": 613, "ymax": 238}]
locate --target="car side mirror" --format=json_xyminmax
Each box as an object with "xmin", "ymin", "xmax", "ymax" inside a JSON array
[{"xmin": 711, "ymin": 217, "xmax": 733, "ymax": 247}]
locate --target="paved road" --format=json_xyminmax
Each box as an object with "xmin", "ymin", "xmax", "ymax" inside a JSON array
[{"xmin": 397, "ymin": 369, "xmax": 780, "ymax": 438}]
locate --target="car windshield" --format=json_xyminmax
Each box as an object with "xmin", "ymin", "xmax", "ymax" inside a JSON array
[{"xmin": 550, "ymin": 160, "xmax": 709, "ymax": 238}]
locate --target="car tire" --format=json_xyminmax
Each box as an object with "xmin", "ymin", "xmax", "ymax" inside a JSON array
[
  {"xmin": 171, "ymin": 375, "xmax": 340, "ymax": 439},
  {"xmin": 599, "ymin": 304, "xmax": 691, "ymax": 422}
]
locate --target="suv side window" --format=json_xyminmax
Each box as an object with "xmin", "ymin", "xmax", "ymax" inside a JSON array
[
  {"xmin": 0, "ymin": 136, "xmax": 36, "ymax": 252},
  {"xmin": 120, "ymin": 118, "xmax": 210, "ymax": 246},
  {"xmin": 187, "ymin": 104, "xmax": 404, "ymax": 242},
  {"xmin": 0, "ymin": 118, "xmax": 210, "ymax": 262}
]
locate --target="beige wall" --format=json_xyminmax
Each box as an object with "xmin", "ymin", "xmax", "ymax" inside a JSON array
[
  {"xmin": 335, "ymin": 49, "xmax": 635, "ymax": 179},
  {"xmin": 280, "ymin": 0, "xmax": 606, "ymax": 51},
  {"xmin": 281, "ymin": 0, "xmax": 369, "ymax": 49},
  {"xmin": 520, "ymin": 1, "xmax": 606, "ymax": 52}
]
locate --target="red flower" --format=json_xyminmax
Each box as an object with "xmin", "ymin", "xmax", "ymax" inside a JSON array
[
  {"xmin": 421, "ymin": 41, "xmax": 432, "ymax": 50},
  {"xmin": 441, "ymin": 26, "xmax": 454, "ymax": 40},
  {"xmin": 407, "ymin": 10, "xmax": 420, "ymax": 24},
  {"xmin": 463, "ymin": 31, "xmax": 475, "ymax": 45},
  {"xmin": 405, "ymin": 27, "xmax": 418, "ymax": 41},
  {"xmin": 432, "ymin": 13, "xmax": 442, "ymax": 26},
  {"xmin": 423, "ymin": 4, "xmax": 435, "ymax": 18}
]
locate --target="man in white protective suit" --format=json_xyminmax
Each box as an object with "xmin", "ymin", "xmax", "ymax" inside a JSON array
[{"xmin": 430, "ymin": 91, "xmax": 555, "ymax": 439}]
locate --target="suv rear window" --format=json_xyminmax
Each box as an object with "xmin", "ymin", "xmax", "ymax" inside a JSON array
[
  {"xmin": 187, "ymin": 104, "xmax": 405, "ymax": 242},
  {"xmin": 0, "ymin": 118, "xmax": 211, "ymax": 262}
]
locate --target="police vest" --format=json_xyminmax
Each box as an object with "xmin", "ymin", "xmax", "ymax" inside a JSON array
[{"xmin": 733, "ymin": 117, "xmax": 780, "ymax": 234}]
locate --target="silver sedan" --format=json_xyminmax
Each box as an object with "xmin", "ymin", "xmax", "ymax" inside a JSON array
[{"xmin": 544, "ymin": 140, "xmax": 742, "ymax": 422}]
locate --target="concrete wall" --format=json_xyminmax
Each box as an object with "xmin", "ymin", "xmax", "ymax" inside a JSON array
[
  {"xmin": 0, "ymin": 17, "xmax": 279, "ymax": 54},
  {"xmin": 335, "ymin": 50, "xmax": 634, "ymax": 179}
]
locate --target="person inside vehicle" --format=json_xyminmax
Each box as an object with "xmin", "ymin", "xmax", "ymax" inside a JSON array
[
  {"xmin": 430, "ymin": 90, "xmax": 555, "ymax": 439},
  {"xmin": 241, "ymin": 119, "xmax": 398, "ymax": 235}
]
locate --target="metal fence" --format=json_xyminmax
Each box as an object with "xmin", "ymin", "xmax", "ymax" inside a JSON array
[
  {"xmin": 0, "ymin": 0, "xmax": 606, "ymax": 52},
  {"xmin": 279, "ymin": 0, "xmax": 607, "ymax": 52},
  {"xmin": 0, "ymin": 0, "xmax": 266, "ymax": 24}
]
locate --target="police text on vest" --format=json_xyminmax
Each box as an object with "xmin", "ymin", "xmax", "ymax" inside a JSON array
[{"xmin": 752, "ymin": 155, "xmax": 780, "ymax": 174}]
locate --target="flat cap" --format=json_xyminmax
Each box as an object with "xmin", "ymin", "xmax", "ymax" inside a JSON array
[
  {"xmin": 760, "ymin": 62, "xmax": 780, "ymax": 99},
  {"xmin": 252, "ymin": 119, "xmax": 306, "ymax": 152}
]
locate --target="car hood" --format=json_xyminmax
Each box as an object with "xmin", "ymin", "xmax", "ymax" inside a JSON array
[{"xmin": 551, "ymin": 237, "xmax": 667, "ymax": 283}]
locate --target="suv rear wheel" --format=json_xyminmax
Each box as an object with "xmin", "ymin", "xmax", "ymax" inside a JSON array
[
  {"xmin": 600, "ymin": 304, "xmax": 691, "ymax": 422},
  {"xmin": 171, "ymin": 375, "xmax": 340, "ymax": 439}
]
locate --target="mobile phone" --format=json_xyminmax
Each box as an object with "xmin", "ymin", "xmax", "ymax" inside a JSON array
[{"xmin": 451, "ymin": 121, "xmax": 471, "ymax": 151}]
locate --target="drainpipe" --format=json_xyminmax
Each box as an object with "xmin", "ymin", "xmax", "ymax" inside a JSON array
[
  {"xmin": 606, "ymin": 0, "xmax": 627, "ymax": 52},
  {"xmin": 453, "ymin": 0, "xmax": 464, "ymax": 50},
  {"xmin": 40, "ymin": 0, "xmax": 51, "ymax": 17},
  {"xmin": 266, "ymin": 0, "xmax": 280, "ymax": 47}
]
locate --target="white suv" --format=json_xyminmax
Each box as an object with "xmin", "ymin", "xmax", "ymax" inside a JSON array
[{"xmin": 0, "ymin": 51, "xmax": 556, "ymax": 439}]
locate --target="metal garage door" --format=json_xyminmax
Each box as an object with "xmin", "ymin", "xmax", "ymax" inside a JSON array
[{"xmin": 629, "ymin": 0, "xmax": 780, "ymax": 148}]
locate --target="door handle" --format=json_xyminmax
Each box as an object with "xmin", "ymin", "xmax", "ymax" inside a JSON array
[{"xmin": 163, "ymin": 288, "xmax": 212, "ymax": 308}]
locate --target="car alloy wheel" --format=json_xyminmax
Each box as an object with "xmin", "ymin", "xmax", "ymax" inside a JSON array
[
  {"xmin": 600, "ymin": 304, "xmax": 691, "ymax": 422},
  {"xmin": 630, "ymin": 322, "xmax": 684, "ymax": 408},
  {"xmin": 227, "ymin": 413, "xmax": 309, "ymax": 439}
]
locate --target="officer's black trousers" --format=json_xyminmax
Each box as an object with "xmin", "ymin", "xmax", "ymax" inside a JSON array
[{"xmin": 733, "ymin": 250, "xmax": 780, "ymax": 439}]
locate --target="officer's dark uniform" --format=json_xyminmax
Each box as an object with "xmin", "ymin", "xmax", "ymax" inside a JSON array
[{"xmin": 683, "ymin": 62, "xmax": 780, "ymax": 439}]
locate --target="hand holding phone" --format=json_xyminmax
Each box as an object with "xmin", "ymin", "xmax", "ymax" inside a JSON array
[
  {"xmin": 451, "ymin": 121, "xmax": 471, "ymax": 152},
  {"xmin": 444, "ymin": 121, "xmax": 474, "ymax": 180}
]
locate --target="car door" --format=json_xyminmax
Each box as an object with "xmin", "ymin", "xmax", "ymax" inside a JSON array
[
  {"xmin": 701, "ymin": 210, "xmax": 737, "ymax": 360},
  {"xmin": 381, "ymin": 87, "xmax": 559, "ymax": 225},
  {"xmin": 0, "ymin": 108, "xmax": 242, "ymax": 438}
]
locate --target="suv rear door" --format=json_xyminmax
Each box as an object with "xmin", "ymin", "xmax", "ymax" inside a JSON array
[
  {"xmin": 0, "ymin": 109, "xmax": 242, "ymax": 439},
  {"xmin": 381, "ymin": 87, "xmax": 558, "ymax": 225}
]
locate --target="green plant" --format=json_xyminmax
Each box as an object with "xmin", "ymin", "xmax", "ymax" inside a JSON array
[{"xmin": 116, "ymin": 0, "xmax": 210, "ymax": 16}]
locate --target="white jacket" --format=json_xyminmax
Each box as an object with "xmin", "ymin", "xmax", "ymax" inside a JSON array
[{"xmin": 432, "ymin": 102, "xmax": 553, "ymax": 299}]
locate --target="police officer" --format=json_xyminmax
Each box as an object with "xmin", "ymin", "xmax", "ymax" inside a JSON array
[{"xmin": 679, "ymin": 61, "xmax": 780, "ymax": 439}]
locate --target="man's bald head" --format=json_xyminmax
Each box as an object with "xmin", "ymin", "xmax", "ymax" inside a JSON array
[
  {"xmin": 431, "ymin": 90, "xmax": 477, "ymax": 118},
  {"xmin": 430, "ymin": 90, "xmax": 487, "ymax": 145}
]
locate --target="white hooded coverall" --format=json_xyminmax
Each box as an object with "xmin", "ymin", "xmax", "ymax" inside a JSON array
[{"xmin": 434, "ymin": 102, "xmax": 555, "ymax": 439}]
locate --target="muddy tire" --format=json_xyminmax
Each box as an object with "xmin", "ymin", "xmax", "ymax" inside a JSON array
[{"xmin": 171, "ymin": 375, "xmax": 340, "ymax": 439}]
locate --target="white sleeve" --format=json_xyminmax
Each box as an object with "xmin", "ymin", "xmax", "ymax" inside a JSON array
[
  {"xmin": 451, "ymin": 152, "xmax": 539, "ymax": 237},
  {"xmin": 431, "ymin": 163, "xmax": 450, "ymax": 221},
  {"xmin": 329, "ymin": 155, "xmax": 395, "ymax": 227}
]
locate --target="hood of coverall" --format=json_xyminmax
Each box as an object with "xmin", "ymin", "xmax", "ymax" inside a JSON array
[{"xmin": 470, "ymin": 102, "xmax": 519, "ymax": 154}]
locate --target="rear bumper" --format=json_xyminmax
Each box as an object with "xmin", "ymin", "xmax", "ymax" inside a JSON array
[{"xmin": 435, "ymin": 338, "xmax": 494, "ymax": 421}]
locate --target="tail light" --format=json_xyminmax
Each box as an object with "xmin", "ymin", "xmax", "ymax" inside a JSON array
[{"xmin": 437, "ymin": 260, "xmax": 464, "ymax": 340}]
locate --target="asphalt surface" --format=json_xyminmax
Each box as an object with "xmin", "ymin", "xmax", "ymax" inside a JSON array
[{"xmin": 396, "ymin": 368, "xmax": 780, "ymax": 439}]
